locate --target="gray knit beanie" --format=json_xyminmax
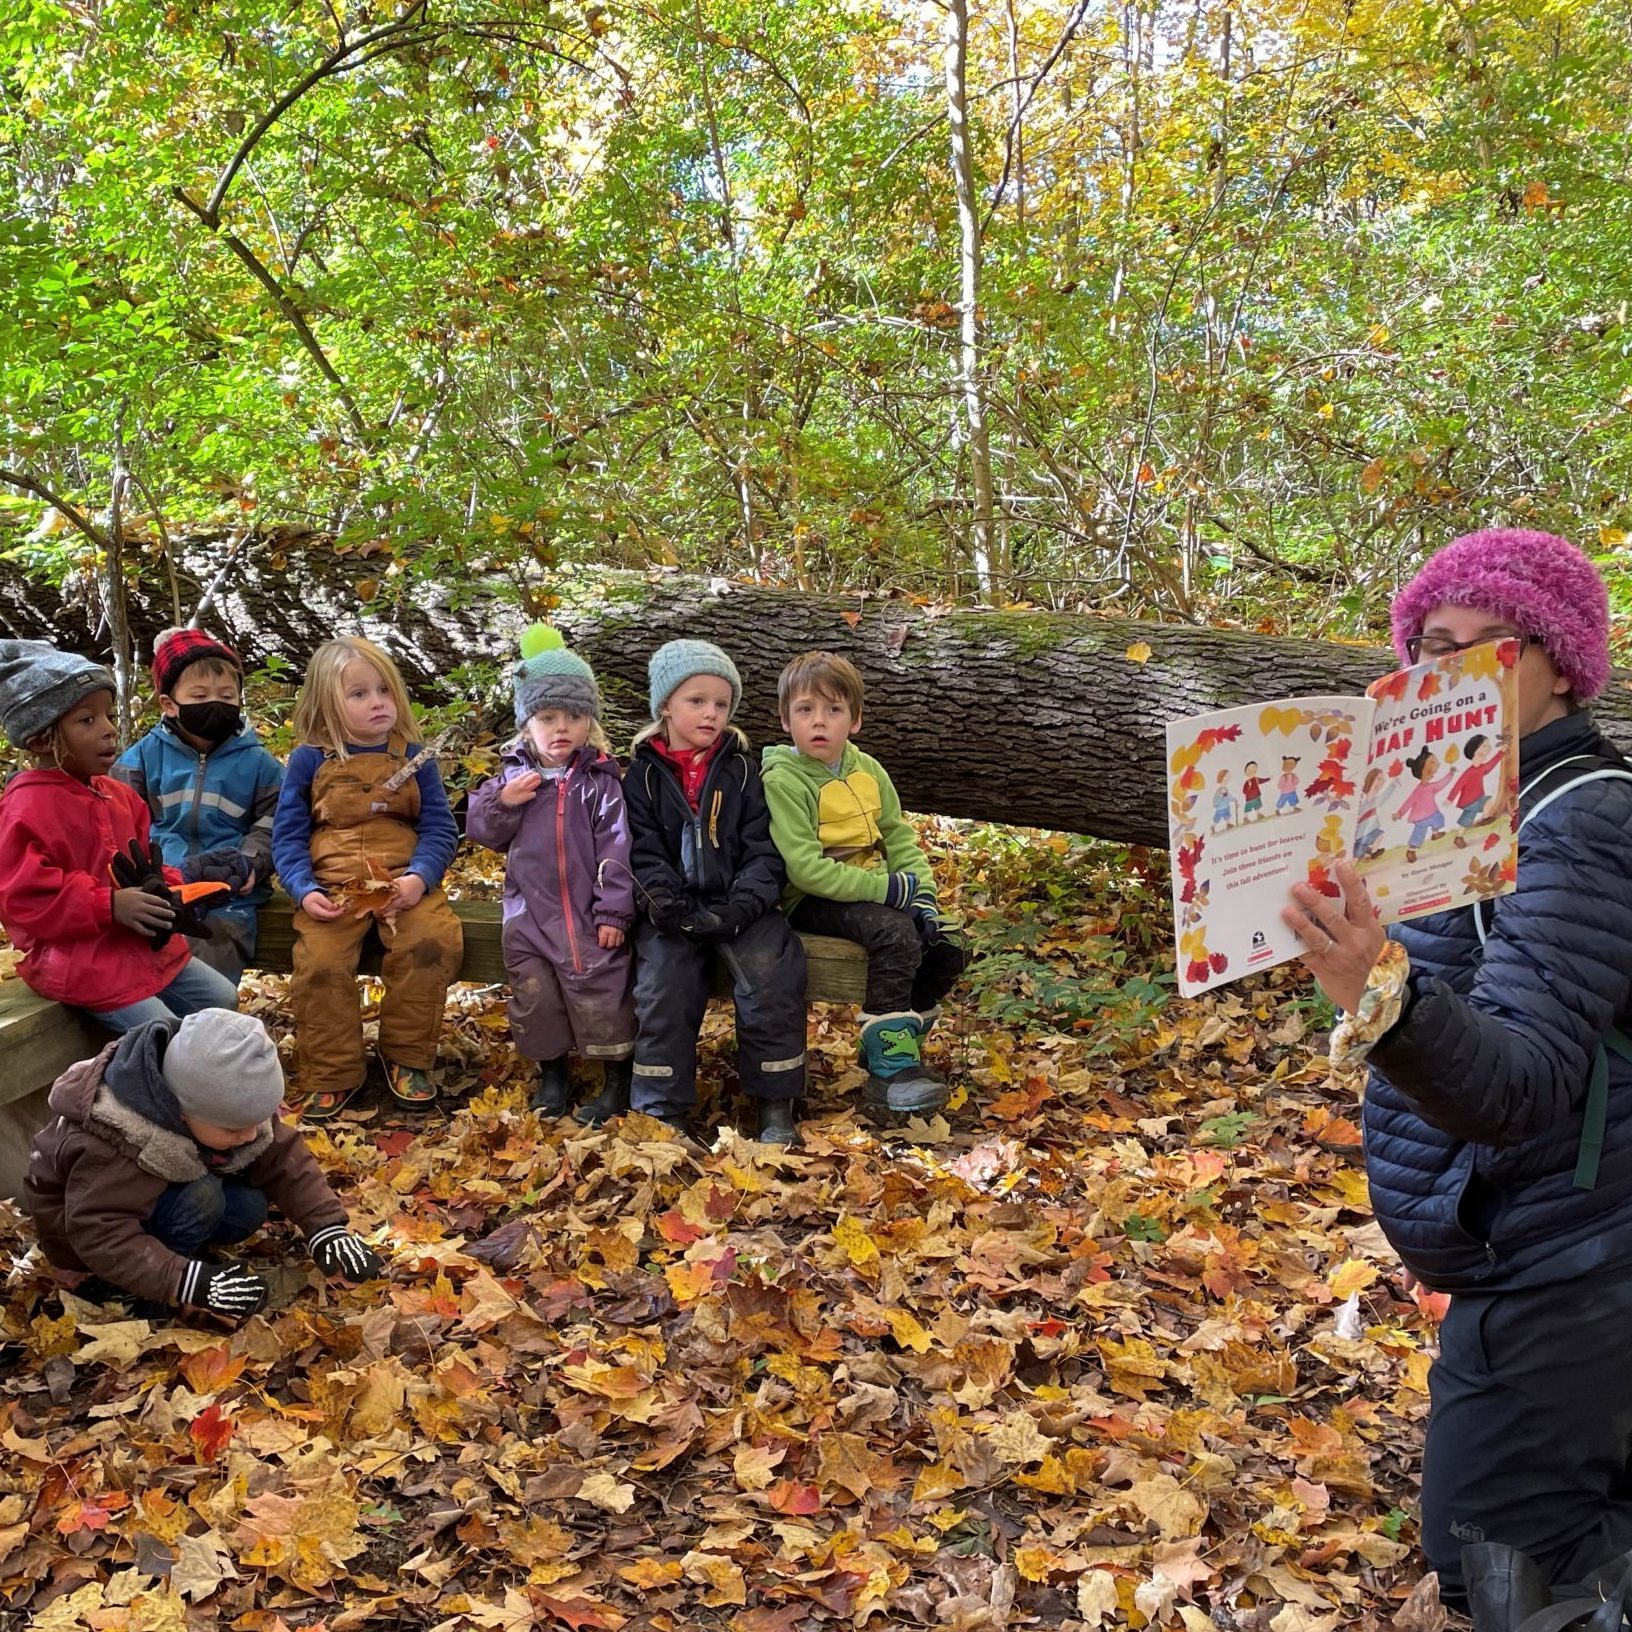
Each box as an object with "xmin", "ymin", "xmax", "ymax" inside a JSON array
[
  {"xmin": 647, "ymin": 639, "xmax": 742, "ymax": 720},
  {"xmin": 0, "ymin": 640, "xmax": 116, "ymax": 747},
  {"xmin": 162, "ymin": 1009, "xmax": 285, "ymax": 1126},
  {"xmin": 513, "ymin": 623, "xmax": 600, "ymax": 727}
]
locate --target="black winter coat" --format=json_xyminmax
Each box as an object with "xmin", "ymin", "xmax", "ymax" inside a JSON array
[
  {"xmin": 623, "ymin": 732, "xmax": 787, "ymax": 929},
  {"xmin": 1364, "ymin": 712, "xmax": 1632, "ymax": 1292}
]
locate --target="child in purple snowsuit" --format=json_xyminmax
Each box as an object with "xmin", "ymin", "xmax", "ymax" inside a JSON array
[{"xmin": 466, "ymin": 627, "xmax": 636, "ymax": 1119}]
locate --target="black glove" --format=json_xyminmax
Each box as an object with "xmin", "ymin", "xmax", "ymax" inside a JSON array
[
  {"xmin": 308, "ymin": 1225, "xmax": 384, "ymax": 1283},
  {"xmin": 180, "ymin": 848, "xmax": 254, "ymax": 891},
  {"xmin": 681, "ymin": 904, "xmax": 726, "ymax": 941},
  {"xmin": 179, "ymin": 1261, "xmax": 269, "ymax": 1319},
  {"xmin": 909, "ymin": 901, "xmax": 945, "ymax": 944},
  {"xmin": 697, "ymin": 900, "xmax": 756, "ymax": 942},
  {"xmin": 644, "ymin": 891, "xmax": 685, "ymax": 932},
  {"xmin": 111, "ymin": 837, "xmax": 169, "ymax": 895}
]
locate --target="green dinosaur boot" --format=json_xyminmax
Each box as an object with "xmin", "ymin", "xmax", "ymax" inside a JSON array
[{"xmin": 859, "ymin": 1011, "xmax": 948, "ymax": 1115}]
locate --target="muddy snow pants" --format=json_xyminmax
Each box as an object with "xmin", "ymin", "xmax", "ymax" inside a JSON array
[
  {"xmin": 1422, "ymin": 1265, "xmax": 1632, "ymax": 1605},
  {"xmin": 503, "ymin": 917, "xmax": 635, "ymax": 1063},
  {"xmin": 290, "ymin": 892, "xmax": 464, "ymax": 1094},
  {"xmin": 631, "ymin": 915, "xmax": 807, "ymax": 1118},
  {"xmin": 787, "ymin": 897, "xmax": 969, "ymax": 1014}
]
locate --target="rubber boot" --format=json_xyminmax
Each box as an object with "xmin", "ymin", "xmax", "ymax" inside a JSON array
[
  {"xmin": 859, "ymin": 1012, "xmax": 947, "ymax": 1115},
  {"xmin": 755, "ymin": 1098, "xmax": 799, "ymax": 1145},
  {"xmin": 1462, "ymin": 1543, "xmax": 1553, "ymax": 1632},
  {"xmin": 530, "ymin": 1056, "xmax": 572, "ymax": 1117},
  {"xmin": 575, "ymin": 1056, "xmax": 632, "ymax": 1127}
]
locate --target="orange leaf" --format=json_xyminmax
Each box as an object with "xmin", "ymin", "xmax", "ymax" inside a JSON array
[
  {"xmin": 179, "ymin": 1343, "xmax": 246, "ymax": 1394},
  {"xmin": 56, "ymin": 1492, "xmax": 128, "ymax": 1535},
  {"xmin": 537, "ymin": 1593, "xmax": 627, "ymax": 1630},
  {"xmin": 765, "ymin": 1479, "xmax": 821, "ymax": 1515},
  {"xmin": 841, "ymin": 611, "xmax": 861, "ymax": 628}
]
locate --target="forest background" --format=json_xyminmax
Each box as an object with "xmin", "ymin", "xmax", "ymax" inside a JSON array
[
  {"xmin": 1, "ymin": 3, "xmax": 1630, "ymax": 1629},
  {"xmin": 7, "ymin": 0, "xmax": 1632, "ymax": 655}
]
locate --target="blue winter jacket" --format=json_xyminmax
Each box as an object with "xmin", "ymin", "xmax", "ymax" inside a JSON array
[
  {"xmin": 113, "ymin": 719, "xmax": 284, "ymax": 892},
  {"xmin": 1364, "ymin": 712, "xmax": 1632, "ymax": 1292}
]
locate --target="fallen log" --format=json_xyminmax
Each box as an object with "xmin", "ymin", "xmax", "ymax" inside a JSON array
[{"xmin": 560, "ymin": 583, "xmax": 1632, "ymax": 846}]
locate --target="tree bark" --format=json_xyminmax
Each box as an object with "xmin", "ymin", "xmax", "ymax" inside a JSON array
[{"xmin": 7, "ymin": 552, "xmax": 1632, "ymax": 846}]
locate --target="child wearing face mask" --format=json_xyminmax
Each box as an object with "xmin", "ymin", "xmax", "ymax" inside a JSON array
[
  {"xmin": 0, "ymin": 641, "xmax": 241, "ymax": 1032},
  {"xmin": 114, "ymin": 629, "xmax": 284, "ymax": 981},
  {"xmin": 271, "ymin": 637, "xmax": 463, "ymax": 1118},
  {"xmin": 466, "ymin": 626, "xmax": 636, "ymax": 1122}
]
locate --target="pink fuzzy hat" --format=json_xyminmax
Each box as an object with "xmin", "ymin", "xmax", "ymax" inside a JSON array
[{"xmin": 1391, "ymin": 528, "xmax": 1611, "ymax": 700}]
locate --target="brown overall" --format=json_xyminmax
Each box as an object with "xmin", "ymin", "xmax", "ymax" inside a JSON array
[{"xmin": 288, "ymin": 750, "xmax": 464, "ymax": 1094}]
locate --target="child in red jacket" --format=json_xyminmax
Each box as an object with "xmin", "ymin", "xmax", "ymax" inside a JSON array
[{"xmin": 0, "ymin": 641, "xmax": 240, "ymax": 1030}]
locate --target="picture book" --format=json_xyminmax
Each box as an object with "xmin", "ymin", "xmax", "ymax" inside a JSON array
[{"xmin": 1166, "ymin": 639, "xmax": 1521, "ymax": 997}]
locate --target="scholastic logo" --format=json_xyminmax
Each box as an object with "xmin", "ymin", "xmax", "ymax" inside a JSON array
[{"xmin": 1248, "ymin": 929, "xmax": 1274, "ymax": 965}]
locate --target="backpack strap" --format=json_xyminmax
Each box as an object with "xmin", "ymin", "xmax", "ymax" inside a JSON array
[{"xmin": 1461, "ymin": 752, "xmax": 1632, "ymax": 1191}]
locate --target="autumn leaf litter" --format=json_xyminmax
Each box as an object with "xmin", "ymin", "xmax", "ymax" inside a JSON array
[{"xmin": 0, "ymin": 825, "xmax": 1443, "ymax": 1631}]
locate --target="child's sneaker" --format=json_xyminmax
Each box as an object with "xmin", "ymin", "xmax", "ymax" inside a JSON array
[
  {"xmin": 859, "ymin": 1012, "xmax": 948, "ymax": 1116},
  {"xmin": 379, "ymin": 1055, "xmax": 438, "ymax": 1109}
]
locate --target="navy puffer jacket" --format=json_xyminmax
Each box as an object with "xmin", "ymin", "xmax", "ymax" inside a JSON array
[{"xmin": 1364, "ymin": 712, "xmax": 1632, "ymax": 1292}]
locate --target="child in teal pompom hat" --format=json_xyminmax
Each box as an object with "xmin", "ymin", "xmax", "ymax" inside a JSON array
[{"xmin": 467, "ymin": 625, "xmax": 635, "ymax": 1119}]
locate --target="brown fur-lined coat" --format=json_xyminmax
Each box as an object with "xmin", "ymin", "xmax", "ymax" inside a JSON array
[{"xmin": 25, "ymin": 1023, "xmax": 346, "ymax": 1305}]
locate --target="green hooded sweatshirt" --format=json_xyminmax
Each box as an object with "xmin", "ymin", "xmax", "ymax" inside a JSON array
[{"xmin": 760, "ymin": 741, "xmax": 936, "ymax": 913}]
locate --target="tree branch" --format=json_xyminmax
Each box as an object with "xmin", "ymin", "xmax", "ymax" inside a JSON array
[{"xmin": 0, "ymin": 468, "xmax": 110, "ymax": 549}]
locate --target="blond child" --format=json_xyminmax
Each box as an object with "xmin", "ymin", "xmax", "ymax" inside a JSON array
[{"xmin": 270, "ymin": 638, "xmax": 463, "ymax": 1116}]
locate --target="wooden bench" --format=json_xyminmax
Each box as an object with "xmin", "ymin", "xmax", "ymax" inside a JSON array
[{"xmin": 0, "ymin": 895, "xmax": 868, "ymax": 1196}]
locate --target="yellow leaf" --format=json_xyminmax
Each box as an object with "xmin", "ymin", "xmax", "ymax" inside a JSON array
[
  {"xmin": 732, "ymin": 1441, "xmax": 786, "ymax": 1491},
  {"xmin": 832, "ymin": 1214, "xmax": 881, "ymax": 1272},
  {"xmin": 885, "ymin": 1307, "xmax": 932, "ymax": 1353},
  {"xmin": 1014, "ymin": 1544, "xmax": 1058, "ymax": 1582},
  {"xmin": 618, "ymin": 1559, "xmax": 683, "ymax": 1588},
  {"xmin": 577, "ymin": 1472, "xmax": 637, "ymax": 1513},
  {"xmin": 1359, "ymin": 457, "xmax": 1386, "ymax": 494},
  {"xmin": 682, "ymin": 1551, "xmax": 747, "ymax": 1607},
  {"xmin": 1328, "ymin": 1258, "xmax": 1379, "ymax": 1300},
  {"xmin": 1125, "ymin": 640, "xmax": 1153, "ymax": 665},
  {"xmin": 1600, "ymin": 526, "xmax": 1628, "ymax": 549}
]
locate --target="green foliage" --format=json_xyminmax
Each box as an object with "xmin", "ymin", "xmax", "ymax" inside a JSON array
[{"xmin": 6, "ymin": 0, "xmax": 1632, "ymax": 623}]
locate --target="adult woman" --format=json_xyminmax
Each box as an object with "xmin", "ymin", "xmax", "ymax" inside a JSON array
[{"xmin": 1283, "ymin": 529, "xmax": 1632, "ymax": 1606}]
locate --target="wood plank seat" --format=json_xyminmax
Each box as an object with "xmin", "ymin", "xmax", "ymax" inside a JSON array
[{"xmin": 0, "ymin": 894, "xmax": 869, "ymax": 1196}]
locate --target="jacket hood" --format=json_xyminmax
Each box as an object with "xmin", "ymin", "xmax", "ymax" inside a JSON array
[
  {"xmin": 47, "ymin": 1019, "xmax": 273, "ymax": 1183},
  {"xmin": 762, "ymin": 741, "xmax": 860, "ymax": 781}
]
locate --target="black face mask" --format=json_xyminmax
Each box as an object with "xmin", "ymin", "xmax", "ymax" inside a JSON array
[{"xmin": 174, "ymin": 701, "xmax": 242, "ymax": 746}]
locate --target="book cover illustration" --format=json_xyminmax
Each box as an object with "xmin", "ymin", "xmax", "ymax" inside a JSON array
[{"xmin": 1167, "ymin": 640, "xmax": 1520, "ymax": 997}]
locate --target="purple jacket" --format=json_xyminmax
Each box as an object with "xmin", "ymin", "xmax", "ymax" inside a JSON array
[{"xmin": 466, "ymin": 743, "xmax": 636, "ymax": 973}]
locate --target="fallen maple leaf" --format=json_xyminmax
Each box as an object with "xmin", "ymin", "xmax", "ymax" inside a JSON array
[{"xmin": 189, "ymin": 1401, "xmax": 234, "ymax": 1463}]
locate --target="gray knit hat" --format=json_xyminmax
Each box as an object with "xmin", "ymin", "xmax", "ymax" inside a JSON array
[
  {"xmin": 0, "ymin": 640, "xmax": 116, "ymax": 748},
  {"xmin": 648, "ymin": 639, "xmax": 742, "ymax": 720},
  {"xmin": 161, "ymin": 1009, "xmax": 285, "ymax": 1127},
  {"xmin": 513, "ymin": 623, "xmax": 600, "ymax": 727}
]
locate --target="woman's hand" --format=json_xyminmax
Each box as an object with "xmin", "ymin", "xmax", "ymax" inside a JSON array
[
  {"xmin": 301, "ymin": 889, "xmax": 346, "ymax": 922},
  {"xmin": 598, "ymin": 924, "xmax": 625, "ymax": 950},
  {"xmin": 500, "ymin": 771, "xmax": 543, "ymax": 808},
  {"xmin": 1280, "ymin": 859, "xmax": 1387, "ymax": 1014}
]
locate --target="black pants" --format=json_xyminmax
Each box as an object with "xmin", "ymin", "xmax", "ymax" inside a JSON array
[
  {"xmin": 787, "ymin": 896, "xmax": 969, "ymax": 1014},
  {"xmin": 631, "ymin": 913, "xmax": 807, "ymax": 1116},
  {"xmin": 1423, "ymin": 1265, "xmax": 1632, "ymax": 1603}
]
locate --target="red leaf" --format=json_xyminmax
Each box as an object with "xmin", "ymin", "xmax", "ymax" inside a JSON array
[
  {"xmin": 766, "ymin": 1479, "xmax": 822, "ymax": 1515},
  {"xmin": 536, "ymin": 1592, "xmax": 626, "ymax": 1630},
  {"xmin": 190, "ymin": 1401, "xmax": 235, "ymax": 1463},
  {"xmin": 56, "ymin": 1492, "xmax": 128, "ymax": 1535},
  {"xmin": 1208, "ymin": 952, "xmax": 1228, "ymax": 974},
  {"xmin": 374, "ymin": 1130, "xmax": 416, "ymax": 1158},
  {"xmin": 841, "ymin": 611, "xmax": 861, "ymax": 628},
  {"xmin": 656, "ymin": 1209, "xmax": 705, "ymax": 1245}
]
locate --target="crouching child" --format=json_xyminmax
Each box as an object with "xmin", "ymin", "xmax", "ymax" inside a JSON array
[{"xmin": 25, "ymin": 1008, "xmax": 382, "ymax": 1320}]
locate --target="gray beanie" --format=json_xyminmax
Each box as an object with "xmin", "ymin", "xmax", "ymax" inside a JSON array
[
  {"xmin": 513, "ymin": 623, "xmax": 600, "ymax": 727},
  {"xmin": 647, "ymin": 639, "xmax": 742, "ymax": 720},
  {"xmin": 161, "ymin": 1009, "xmax": 285, "ymax": 1126},
  {"xmin": 0, "ymin": 640, "xmax": 116, "ymax": 748}
]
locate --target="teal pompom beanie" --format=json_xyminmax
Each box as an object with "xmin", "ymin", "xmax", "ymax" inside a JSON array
[
  {"xmin": 513, "ymin": 624, "xmax": 601, "ymax": 727},
  {"xmin": 647, "ymin": 639, "xmax": 742, "ymax": 720}
]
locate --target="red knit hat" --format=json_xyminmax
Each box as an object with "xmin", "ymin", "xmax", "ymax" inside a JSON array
[{"xmin": 151, "ymin": 627, "xmax": 242, "ymax": 697}]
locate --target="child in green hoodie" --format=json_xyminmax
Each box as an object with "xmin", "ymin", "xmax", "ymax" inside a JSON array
[{"xmin": 761, "ymin": 651, "xmax": 969, "ymax": 1115}]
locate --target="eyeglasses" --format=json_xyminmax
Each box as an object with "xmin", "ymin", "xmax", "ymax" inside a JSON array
[{"xmin": 1404, "ymin": 632, "xmax": 1532, "ymax": 664}]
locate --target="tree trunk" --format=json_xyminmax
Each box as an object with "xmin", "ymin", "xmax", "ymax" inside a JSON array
[
  {"xmin": 946, "ymin": 0, "xmax": 997, "ymax": 599},
  {"xmin": 8, "ymin": 550, "xmax": 1632, "ymax": 846}
]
